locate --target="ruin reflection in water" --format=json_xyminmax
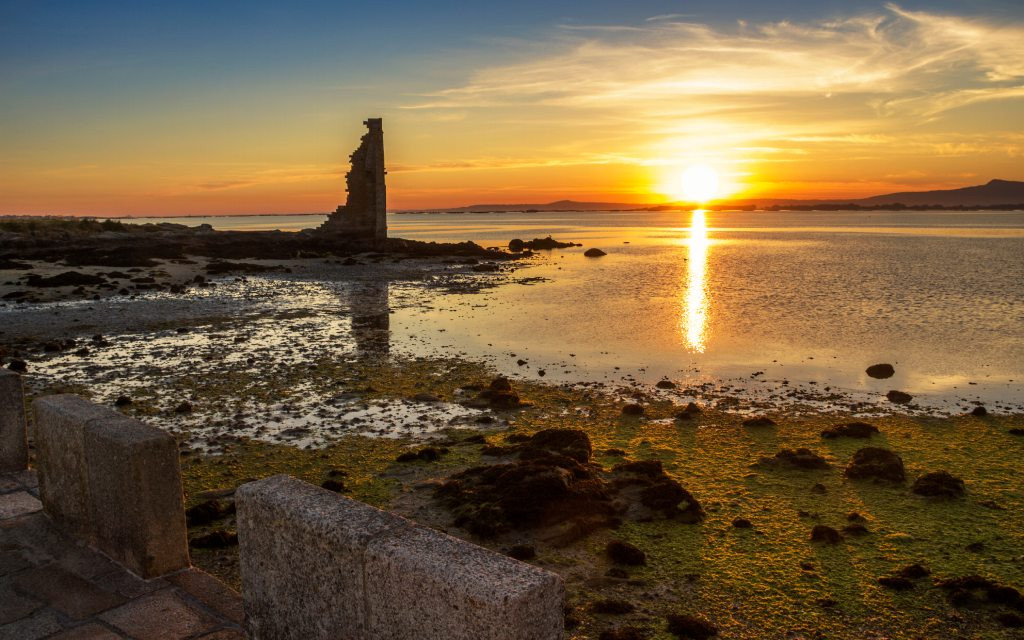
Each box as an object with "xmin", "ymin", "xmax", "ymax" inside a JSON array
[
  {"xmin": 348, "ymin": 281, "xmax": 390, "ymax": 355},
  {"xmin": 684, "ymin": 209, "xmax": 709, "ymax": 352}
]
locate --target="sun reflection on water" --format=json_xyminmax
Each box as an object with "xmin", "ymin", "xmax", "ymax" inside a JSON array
[{"xmin": 684, "ymin": 209, "xmax": 710, "ymax": 352}]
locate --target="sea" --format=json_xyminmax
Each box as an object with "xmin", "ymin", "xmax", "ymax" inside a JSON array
[{"xmin": 123, "ymin": 210, "xmax": 1024, "ymax": 411}]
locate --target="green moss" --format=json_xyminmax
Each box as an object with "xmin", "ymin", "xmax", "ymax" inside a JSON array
[{"xmin": 171, "ymin": 351, "xmax": 1023, "ymax": 638}]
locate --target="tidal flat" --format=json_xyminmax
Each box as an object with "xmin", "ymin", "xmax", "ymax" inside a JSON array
[{"xmin": 3, "ymin": 249, "xmax": 1023, "ymax": 640}]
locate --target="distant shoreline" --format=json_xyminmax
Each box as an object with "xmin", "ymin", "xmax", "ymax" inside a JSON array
[{"xmin": 3, "ymin": 203, "xmax": 1024, "ymax": 221}]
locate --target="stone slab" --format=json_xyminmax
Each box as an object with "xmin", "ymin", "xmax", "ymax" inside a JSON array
[
  {"xmin": 0, "ymin": 492, "xmax": 41, "ymax": 520},
  {"xmin": 236, "ymin": 474, "xmax": 408, "ymax": 639},
  {"xmin": 364, "ymin": 525, "xmax": 565, "ymax": 640},
  {"xmin": 82, "ymin": 413, "xmax": 188, "ymax": 577},
  {"xmin": 0, "ymin": 608, "xmax": 63, "ymax": 640},
  {"xmin": 167, "ymin": 568, "xmax": 244, "ymax": 625},
  {"xmin": 99, "ymin": 588, "xmax": 218, "ymax": 640},
  {"xmin": 0, "ymin": 370, "xmax": 28, "ymax": 473},
  {"xmin": 32, "ymin": 395, "xmax": 189, "ymax": 578},
  {"xmin": 0, "ymin": 583, "xmax": 42, "ymax": 624},
  {"xmin": 47, "ymin": 624, "xmax": 125, "ymax": 639},
  {"xmin": 13, "ymin": 564, "xmax": 125, "ymax": 619},
  {"xmin": 33, "ymin": 396, "xmax": 111, "ymax": 538}
]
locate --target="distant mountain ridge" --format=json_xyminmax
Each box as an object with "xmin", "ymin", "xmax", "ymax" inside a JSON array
[
  {"xmin": 402, "ymin": 179, "xmax": 1024, "ymax": 212},
  {"xmin": 843, "ymin": 179, "xmax": 1024, "ymax": 207}
]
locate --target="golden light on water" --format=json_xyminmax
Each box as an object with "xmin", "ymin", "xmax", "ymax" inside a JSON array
[{"xmin": 684, "ymin": 208, "xmax": 710, "ymax": 352}]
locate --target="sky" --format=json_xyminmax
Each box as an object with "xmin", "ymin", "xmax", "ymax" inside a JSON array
[{"xmin": 1, "ymin": 0, "xmax": 1022, "ymax": 215}]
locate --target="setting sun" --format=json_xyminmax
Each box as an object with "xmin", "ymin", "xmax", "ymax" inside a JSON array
[{"xmin": 678, "ymin": 164, "xmax": 720, "ymax": 203}]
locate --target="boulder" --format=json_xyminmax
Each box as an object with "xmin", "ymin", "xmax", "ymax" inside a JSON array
[
  {"xmin": 845, "ymin": 447, "xmax": 906, "ymax": 484},
  {"xmin": 821, "ymin": 422, "xmax": 878, "ymax": 439},
  {"xmin": 810, "ymin": 525, "xmax": 842, "ymax": 544},
  {"xmin": 866, "ymin": 364, "xmax": 895, "ymax": 379},
  {"xmin": 911, "ymin": 471, "xmax": 966, "ymax": 498},
  {"xmin": 606, "ymin": 540, "xmax": 646, "ymax": 565},
  {"xmin": 584, "ymin": 248, "xmax": 607, "ymax": 257},
  {"xmin": 759, "ymin": 448, "xmax": 830, "ymax": 470},
  {"xmin": 886, "ymin": 390, "xmax": 913, "ymax": 404}
]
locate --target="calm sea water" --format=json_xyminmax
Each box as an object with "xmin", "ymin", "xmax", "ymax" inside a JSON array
[{"xmin": 134, "ymin": 210, "xmax": 1024, "ymax": 408}]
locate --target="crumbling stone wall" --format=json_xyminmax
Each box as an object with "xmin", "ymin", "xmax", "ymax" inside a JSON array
[{"xmin": 319, "ymin": 118, "xmax": 387, "ymax": 241}]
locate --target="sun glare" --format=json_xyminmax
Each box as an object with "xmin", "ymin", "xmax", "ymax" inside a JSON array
[{"xmin": 679, "ymin": 164, "xmax": 720, "ymax": 203}]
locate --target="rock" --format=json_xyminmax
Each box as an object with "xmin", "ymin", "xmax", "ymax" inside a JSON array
[
  {"xmin": 655, "ymin": 379, "xmax": 676, "ymax": 389},
  {"xmin": 810, "ymin": 483, "xmax": 827, "ymax": 494},
  {"xmin": 970, "ymin": 406, "xmax": 988, "ymax": 417},
  {"xmin": 810, "ymin": 525, "xmax": 842, "ymax": 544},
  {"xmin": 606, "ymin": 540, "xmax": 646, "ymax": 565},
  {"xmin": 474, "ymin": 376, "xmax": 522, "ymax": 410},
  {"xmin": 189, "ymin": 529, "xmax": 238, "ymax": 548},
  {"xmin": 114, "ymin": 395, "xmax": 132, "ymax": 407},
  {"xmin": 846, "ymin": 512, "xmax": 866, "ymax": 522},
  {"xmin": 436, "ymin": 430, "xmax": 699, "ymax": 542},
  {"xmin": 584, "ymin": 248, "xmax": 607, "ymax": 257},
  {"xmin": 6, "ymin": 359, "xmax": 27, "ymax": 372},
  {"xmin": 866, "ymin": 363, "xmax": 895, "ymax": 379},
  {"xmin": 520, "ymin": 236, "xmax": 579, "ymax": 250},
  {"xmin": 508, "ymin": 544, "xmax": 536, "ymax": 561},
  {"xmin": 821, "ymin": 422, "xmax": 878, "ymax": 439},
  {"xmin": 665, "ymin": 614, "xmax": 718, "ymax": 639},
  {"xmin": 472, "ymin": 263, "xmax": 500, "ymax": 272},
  {"xmin": 732, "ymin": 518, "xmax": 753, "ymax": 528},
  {"xmin": 508, "ymin": 239, "xmax": 525, "ymax": 252},
  {"xmin": 396, "ymin": 447, "xmax": 445, "ymax": 463},
  {"xmin": 886, "ymin": 390, "xmax": 913, "ymax": 404},
  {"xmin": 878, "ymin": 576, "xmax": 914, "ymax": 591},
  {"xmin": 611, "ymin": 460, "xmax": 704, "ymax": 523},
  {"xmin": 412, "ymin": 392, "xmax": 440, "ymax": 402},
  {"xmin": 524, "ymin": 429, "xmax": 592, "ymax": 463},
  {"xmin": 622, "ymin": 403, "xmax": 644, "ymax": 416},
  {"xmin": 759, "ymin": 448, "xmax": 830, "ymax": 470},
  {"xmin": 897, "ymin": 563, "xmax": 930, "ymax": 579},
  {"xmin": 936, "ymin": 575, "xmax": 1024, "ymax": 611},
  {"xmin": 25, "ymin": 271, "xmax": 106, "ymax": 287},
  {"xmin": 320, "ymin": 479, "xmax": 346, "ymax": 492},
  {"xmin": 845, "ymin": 447, "xmax": 906, "ymax": 484},
  {"xmin": 604, "ymin": 448, "xmax": 626, "ymax": 457},
  {"xmin": 600, "ymin": 627, "xmax": 650, "ymax": 640},
  {"xmin": 185, "ymin": 499, "xmax": 234, "ymax": 526},
  {"xmin": 591, "ymin": 599, "xmax": 636, "ymax": 615},
  {"xmin": 842, "ymin": 523, "xmax": 870, "ymax": 536},
  {"xmin": 675, "ymin": 403, "xmax": 701, "ymax": 420},
  {"xmin": 997, "ymin": 613, "xmax": 1024, "ymax": 628},
  {"xmin": 174, "ymin": 401, "xmax": 193, "ymax": 414},
  {"xmin": 911, "ymin": 471, "xmax": 966, "ymax": 498},
  {"xmin": 742, "ymin": 416, "xmax": 775, "ymax": 427},
  {"xmin": 489, "ymin": 377, "xmax": 512, "ymax": 392},
  {"xmin": 1009, "ymin": 428, "xmax": 1024, "ymax": 436}
]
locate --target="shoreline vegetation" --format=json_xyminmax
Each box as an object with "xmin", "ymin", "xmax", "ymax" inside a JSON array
[{"xmin": 3, "ymin": 218, "xmax": 1023, "ymax": 639}]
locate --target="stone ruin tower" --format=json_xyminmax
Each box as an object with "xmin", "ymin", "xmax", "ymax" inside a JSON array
[{"xmin": 319, "ymin": 118, "xmax": 387, "ymax": 241}]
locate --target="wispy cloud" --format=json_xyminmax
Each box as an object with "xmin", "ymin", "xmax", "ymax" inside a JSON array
[{"xmin": 411, "ymin": 5, "xmax": 1023, "ymax": 117}]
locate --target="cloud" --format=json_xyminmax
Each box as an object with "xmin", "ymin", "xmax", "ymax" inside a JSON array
[{"xmin": 413, "ymin": 6, "xmax": 1023, "ymax": 117}]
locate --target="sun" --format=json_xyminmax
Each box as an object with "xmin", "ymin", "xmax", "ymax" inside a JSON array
[{"xmin": 677, "ymin": 164, "xmax": 720, "ymax": 203}]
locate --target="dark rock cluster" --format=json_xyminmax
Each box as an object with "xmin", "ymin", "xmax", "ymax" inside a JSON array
[{"xmin": 435, "ymin": 428, "xmax": 702, "ymax": 542}]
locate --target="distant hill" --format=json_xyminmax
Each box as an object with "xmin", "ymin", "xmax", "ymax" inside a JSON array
[
  {"xmin": 398, "ymin": 179, "xmax": 1024, "ymax": 213},
  {"xmin": 843, "ymin": 179, "xmax": 1024, "ymax": 207}
]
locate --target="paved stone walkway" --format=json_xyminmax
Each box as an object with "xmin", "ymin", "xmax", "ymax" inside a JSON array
[{"xmin": 1, "ymin": 471, "xmax": 247, "ymax": 640}]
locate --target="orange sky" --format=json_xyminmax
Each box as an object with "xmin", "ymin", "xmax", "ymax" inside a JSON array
[{"xmin": 2, "ymin": 4, "xmax": 1022, "ymax": 216}]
